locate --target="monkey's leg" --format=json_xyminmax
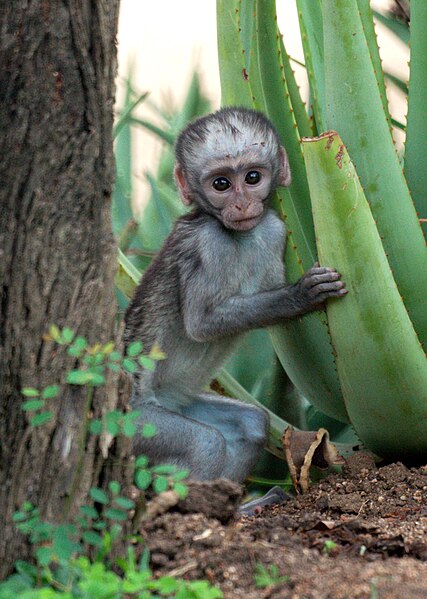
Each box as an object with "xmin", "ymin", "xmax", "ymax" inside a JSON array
[
  {"xmin": 181, "ymin": 394, "xmax": 268, "ymax": 483},
  {"xmin": 134, "ymin": 402, "xmax": 227, "ymax": 480}
]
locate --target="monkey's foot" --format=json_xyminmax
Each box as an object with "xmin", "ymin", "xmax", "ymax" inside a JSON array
[{"xmin": 239, "ymin": 485, "xmax": 290, "ymax": 516}]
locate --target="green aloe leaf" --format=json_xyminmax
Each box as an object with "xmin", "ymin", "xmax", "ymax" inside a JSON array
[
  {"xmin": 296, "ymin": 0, "xmax": 326, "ymax": 131},
  {"xmin": 137, "ymin": 174, "xmax": 185, "ymax": 252},
  {"xmin": 404, "ymin": 0, "xmax": 427, "ymax": 237},
  {"xmin": 384, "ymin": 71, "xmax": 408, "ymax": 96},
  {"xmin": 116, "ymin": 249, "xmax": 141, "ymax": 300},
  {"xmin": 240, "ymin": 0, "xmax": 266, "ymax": 111},
  {"xmin": 218, "ymin": 0, "xmax": 348, "ymax": 422},
  {"xmin": 128, "ymin": 116, "xmax": 175, "ymax": 145},
  {"xmin": 255, "ymin": 0, "xmax": 315, "ymax": 248},
  {"xmin": 305, "ymin": 132, "xmax": 427, "ymax": 461},
  {"xmin": 155, "ymin": 73, "xmax": 211, "ymax": 189},
  {"xmin": 357, "ymin": 0, "xmax": 392, "ymax": 133},
  {"xmin": 323, "ymin": 0, "xmax": 427, "ymax": 349},
  {"xmin": 373, "ymin": 9, "xmax": 410, "ymax": 45},
  {"xmin": 217, "ymin": 0, "xmax": 254, "ymax": 107},
  {"xmin": 269, "ymin": 317, "xmax": 348, "ymax": 423},
  {"xmin": 112, "ymin": 76, "xmax": 134, "ymax": 238}
]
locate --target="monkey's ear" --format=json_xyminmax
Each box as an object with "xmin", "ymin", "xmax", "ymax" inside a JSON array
[
  {"xmin": 174, "ymin": 165, "xmax": 193, "ymax": 206},
  {"xmin": 278, "ymin": 147, "xmax": 292, "ymax": 187}
]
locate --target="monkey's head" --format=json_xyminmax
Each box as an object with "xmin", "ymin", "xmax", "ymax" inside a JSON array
[{"xmin": 174, "ymin": 107, "xmax": 291, "ymax": 231}]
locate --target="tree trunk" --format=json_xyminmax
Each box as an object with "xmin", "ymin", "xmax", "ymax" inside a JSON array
[{"xmin": 0, "ymin": 0, "xmax": 124, "ymax": 577}]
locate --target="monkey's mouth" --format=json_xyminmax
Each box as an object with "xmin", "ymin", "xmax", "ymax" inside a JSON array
[{"xmin": 230, "ymin": 215, "xmax": 263, "ymax": 231}]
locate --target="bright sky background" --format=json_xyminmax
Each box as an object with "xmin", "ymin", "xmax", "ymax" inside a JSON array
[{"xmin": 116, "ymin": 0, "xmax": 409, "ymax": 209}]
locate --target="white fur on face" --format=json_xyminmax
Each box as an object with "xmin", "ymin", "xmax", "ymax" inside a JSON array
[{"xmin": 184, "ymin": 112, "xmax": 279, "ymax": 178}]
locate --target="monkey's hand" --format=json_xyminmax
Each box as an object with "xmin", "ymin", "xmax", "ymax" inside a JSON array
[{"xmin": 290, "ymin": 264, "xmax": 347, "ymax": 313}]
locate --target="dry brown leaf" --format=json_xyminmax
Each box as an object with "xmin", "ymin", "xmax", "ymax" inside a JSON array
[{"xmin": 283, "ymin": 427, "xmax": 345, "ymax": 493}]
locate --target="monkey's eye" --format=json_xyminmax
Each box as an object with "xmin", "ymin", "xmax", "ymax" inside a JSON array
[
  {"xmin": 245, "ymin": 171, "xmax": 261, "ymax": 185},
  {"xmin": 212, "ymin": 177, "xmax": 231, "ymax": 191}
]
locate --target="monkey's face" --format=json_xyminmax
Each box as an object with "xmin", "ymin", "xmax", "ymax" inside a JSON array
[
  {"xmin": 174, "ymin": 108, "xmax": 292, "ymax": 231},
  {"xmin": 200, "ymin": 159, "xmax": 273, "ymax": 231}
]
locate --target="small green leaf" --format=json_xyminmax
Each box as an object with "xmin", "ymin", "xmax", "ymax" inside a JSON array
[
  {"xmin": 92, "ymin": 520, "xmax": 107, "ymax": 531},
  {"xmin": 61, "ymin": 327, "xmax": 75, "ymax": 344},
  {"xmin": 113, "ymin": 496, "xmax": 135, "ymax": 510},
  {"xmin": 36, "ymin": 546, "xmax": 53, "ymax": 566},
  {"xmin": 323, "ymin": 540, "xmax": 338, "ymax": 554},
  {"xmin": 92, "ymin": 353, "xmax": 104, "ymax": 366},
  {"xmin": 30, "ymin": 412, "xmax": 53, "ymax": 427},
  {"xmin": 89, "ymin": 419, "xmax": 103, "ymax": 435},
  {"xmin": 15, "ymin": 559, "xmax": 38, "ymax": 578},
  {"xmin": 108, "ymin": 481, "xmax": 121, "ymax": 495},
  {"xmin": 122, "ymin": 358, "xmax": 138, "ymax": 373},
  {"xmin": 103, "ymin": 342, "xmax": 115, "ymax": 354},
  {"xmin": 122, "ymin": 420, "xmax": 137, "ymax": 437},
  {"xmin": 80, "ymin": 505, "xmax": 99, "ymax": 519},
  {"xmin": 173, "ymin": 482, "xmax": 188, "ymax": 499},
  {"xmin": 12, "ymin": 511, "xmax": 29, "ymax": 522},
  {"xmin": 74, "ymin": 336, "xmax": 87, "ymax": 350},
  {"xmin": 41, "ymin": 385, "xmax": 60, "ymax": 399},
  {"xmin": 153, "ymin": 476, "xmax": 169, "ymax": 494},
  {"xmin": 138, "ymin": 355, "xmax": 155, "ymax": 371},
  {"xmin": 22, "ymin": 399, "xmax": 45, "ymax": 412},
  {"xmin": 68, "ymin": 336, "xmax": 87, "ymax": 357},
  {"xmin": 106, "ymin": 409, "xmax": 121, "ymax": 421},
  {"xmin": 152, "ymin": 464, "xmax": 177, "ymax": 475},
  {"xmin": 135, "ymin": 455, "xmax": 149, "ymax": 468},
  {"xmin": 66, "ymin": 370, "xmax": 93, "ymax": 385},
  {"xmin": 104, "ymin": 508, "xmax": 127, "ymax": 521},
  {"xmin": 141, "ymin": 423, "xmax": 156, "ymax": 438},
  {"xmin": 53, "ymin": 525, "xmax": 81, "ymax": 560},
  {"xmin": 68, "ymin": 346, "xmax": 82, "ymax": 357},
  {"xmin": 21, "ymin": 387, "xmax": 39, "ymax": 397},
  {"xmin": 82, "ymin": 531, "xmax": 103, "ymax": 546},
  {"xmin": 89, "ymin": 488, "xmax": 109, "ymax": 504},
  {"xmin": 135, "ymin": 469, "xmax": 152, "ymax": 490},
  {"xmin": 87, "ymin": 371, "xmax": 106, "ymax": 386},
  {"xmin": 49, "ymin": 324, "xmax": 62, "ymax": 342},
  {"xmin": 126, "ymin": 410, "xmax": 140, "ymax": 421},
  {"xmin": 155, "ymin": 577, "xmax": 179, "ymax": 593},
  {"xmin": 172, "ymin": 469, "xmax": 189, "ymax": 482},
  {"xmin": 127, "ymin": 341, "xmax": 144, "ymax": 357},
  {"xmin": 109, "ymin": 351, "xmax": 122, "ymax": 362},
  {"xmin": 106, "ymin": 422, "xmax": 119, "ymax": 436},
  {"xmin": 148, "ymin": 344, "xmax": 166, "ymax": 360},
  {"xmin": 106, "ymin": 411, "xmax": 120, "ymax": 436},
  {"xmin": 107, "ymin": 362, "xmax": 121, "ymax": 372}
]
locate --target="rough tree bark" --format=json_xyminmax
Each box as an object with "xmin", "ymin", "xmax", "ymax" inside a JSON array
[{"xmin": 0, "ymin": 0, "xmax": 127, "ymax": 577}]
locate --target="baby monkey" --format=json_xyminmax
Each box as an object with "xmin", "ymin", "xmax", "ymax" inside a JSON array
[{"xmin": 125, "ymin": 107, "xmax": 347, "ymax": 484}]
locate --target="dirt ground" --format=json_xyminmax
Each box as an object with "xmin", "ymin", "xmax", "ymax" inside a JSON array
[{"xmin": 141, "ymin": 453, "xmax": 427, "ymax": 598}]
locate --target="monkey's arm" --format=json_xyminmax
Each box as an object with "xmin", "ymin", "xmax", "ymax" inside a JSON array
[{"xmin": 182, "ymin": 265, "xmax": 347, "ymax": 342}]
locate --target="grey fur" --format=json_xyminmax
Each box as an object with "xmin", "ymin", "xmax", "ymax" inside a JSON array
[{"xmin": 124, "ymin": 108, "xmax": 347, "ymax": 483}]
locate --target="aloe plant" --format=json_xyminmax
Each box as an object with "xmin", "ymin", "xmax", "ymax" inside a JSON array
[{"xmin": 216, "ymin": 0, "xmax": 427, "ymax": 461}]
